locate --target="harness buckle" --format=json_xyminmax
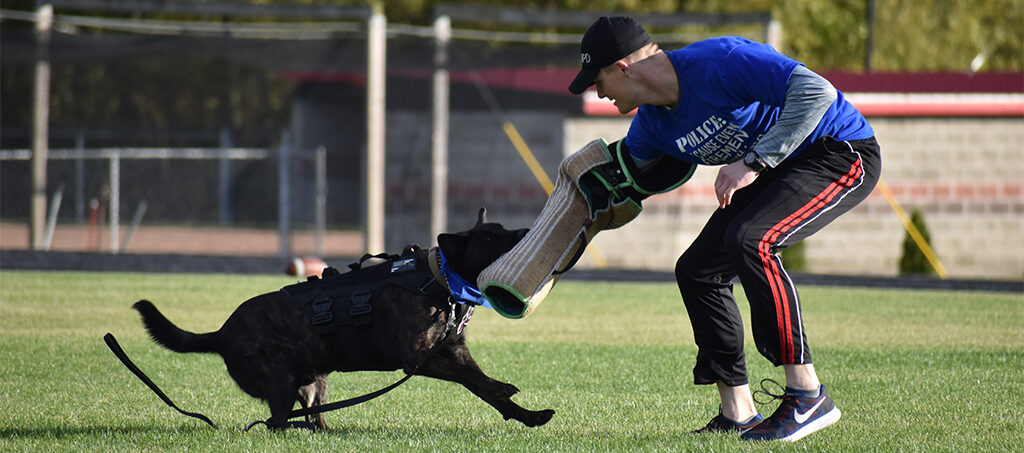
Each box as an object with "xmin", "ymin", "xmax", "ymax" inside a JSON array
[
  {"xmin": 311, "ymin": 297, "xmax": 334, "ymax": 325},
  {"xmin": 350, "ymin": 290, "xmax": 372, "ymax": 316}
]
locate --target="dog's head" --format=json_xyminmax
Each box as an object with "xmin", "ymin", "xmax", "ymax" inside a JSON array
[{"xmin": 437, "ymin": 207, "xmax": 528, "ymax": 284}]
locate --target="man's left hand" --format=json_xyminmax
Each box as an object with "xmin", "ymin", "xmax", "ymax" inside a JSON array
[{"xmin": 714, "ymin": 160, "xmax": 760, "ymax": 209}]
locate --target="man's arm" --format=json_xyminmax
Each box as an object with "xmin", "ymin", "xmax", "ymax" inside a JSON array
[
  {"xmin": 715, "ymin": 66, "xmax": 838, "ymax": 208},
  {"xmin": 748, "ymin": 65, "xmax": 837, "ymax": 167}
]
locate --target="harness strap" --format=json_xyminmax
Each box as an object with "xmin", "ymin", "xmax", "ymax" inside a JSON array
[{"xmin": 426, "ymin": 247, "xmax": 449, "ymax": 292}]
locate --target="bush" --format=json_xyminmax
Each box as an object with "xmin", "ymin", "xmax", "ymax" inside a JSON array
[
  {"xmin": 781, "ymin": 240, "xmax": 808, "ymax": 272},
  {"xmin": 899, "ymin": 207, "xmax": 936, "ymax": 276}
]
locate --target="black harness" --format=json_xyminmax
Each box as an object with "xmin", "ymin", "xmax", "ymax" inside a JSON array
[
  {"xmin": 280, "ymin": 244, "xmax": 451, "ymax": 335},
  {"xmin": 105, "ymin": 244, "xmax": 479, "ymax": 431}
]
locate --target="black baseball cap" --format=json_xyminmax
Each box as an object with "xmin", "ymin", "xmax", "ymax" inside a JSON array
[{"xmin": 568, "ymin": 16, "xmax": 651, "ymax": 94}]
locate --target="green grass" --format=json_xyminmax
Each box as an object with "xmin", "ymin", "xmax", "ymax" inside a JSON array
[{"xmin": 1, "ymin": 270, "xmax": 1022, "ymax": 452}]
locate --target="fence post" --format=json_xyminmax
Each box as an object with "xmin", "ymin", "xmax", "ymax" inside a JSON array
[
  {"xmin": 365, "ymin": 9, "xmax": 386, "ymax": 254},
  {"xmin": 218, "ymin": 128, "xmax": 233, "ymax": 225},
  {"xmin": 430, "ymin": 14, "xmax": 450, "ymax": 245},
  {"xmin": 75, "ymin": 132, "xmax": 85, "ymax": 223},
  {"xmin": 109, "ymin": 151, "xmax": 120, "ymax": 254},
  {"xmin": 278, "ymin": 130, "xmax": 292, "ymax": 258},
  {"xmin": 865, "ymin": 0, "xmax": 875, "ymax": 72},
  {"xmin": 766, "ymin": 19, "xmax": 783, "ymax": 50},
  {"xmin": 30, "ymin": 3, "xmax": 53, "ymax": 250},
  {"xmin": 315, "ymin": 145, "xmax": 327, "ymax": 257}
]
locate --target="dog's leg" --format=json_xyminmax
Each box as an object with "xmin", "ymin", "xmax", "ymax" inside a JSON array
[
  {"xmin": 414, "ymin": 345, "xmax": 554, "ymax": 427},
  {"xmin": 297, "ymin": 375, "xmax": 329, "ymax": 430},
  {"xmin": 263, "ymin": 371, "xmax": 319, "ymax": 431}
]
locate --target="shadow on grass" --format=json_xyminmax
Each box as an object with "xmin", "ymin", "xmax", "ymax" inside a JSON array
[{"xmin": 0, "ymin": 423, "xmax": 215, "ymax": 439}]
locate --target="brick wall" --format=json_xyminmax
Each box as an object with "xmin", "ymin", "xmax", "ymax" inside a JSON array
[{"xmin": 564, "ymin": 117, "xmax": 1024, "ymax": 280}]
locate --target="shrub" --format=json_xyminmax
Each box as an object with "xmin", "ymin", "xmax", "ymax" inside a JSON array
[
  {"xmin": 781, "ymin": 240, "xmax": 808, "ymax": 272},
  {"xmin": 899, "ymin": 207, "xmax": 936, "ymax": 276}
]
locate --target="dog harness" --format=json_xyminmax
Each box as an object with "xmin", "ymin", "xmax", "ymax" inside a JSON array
[{"xmin": 280, "ymin": 244, "xmax": 483, "ymax": 337}]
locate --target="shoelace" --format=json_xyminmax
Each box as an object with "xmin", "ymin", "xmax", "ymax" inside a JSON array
[{"xmin": 752, "ymin": 378, "xmax": 788, "ymax": 405}]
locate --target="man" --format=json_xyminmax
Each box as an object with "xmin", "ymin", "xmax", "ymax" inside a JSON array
[{"xmin": 568, "ymin": 16, "xmax": 881, "ymax": 442}]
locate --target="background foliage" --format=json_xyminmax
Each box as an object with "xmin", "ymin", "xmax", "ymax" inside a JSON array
[
  {"xmin": 277, "ymin": 0, "xmax": 1023, "ymax": 71},
  {"xmin": 1, "ymin": 0, "xmax": 1021, "ymax": 147},
  {"xmin": 898, "ymin": 208, "xmax": 936, "ymax": 276}
]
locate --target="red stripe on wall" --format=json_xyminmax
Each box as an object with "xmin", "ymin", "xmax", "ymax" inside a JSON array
[{"xmin": 584, "ymin": 91, "xmax": 1024, "ymax": 117}]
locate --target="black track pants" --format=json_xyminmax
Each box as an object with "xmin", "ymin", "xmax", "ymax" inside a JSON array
[{"xmin": 675, "ymin": 136, "xmax": 881, "ymax": 386}]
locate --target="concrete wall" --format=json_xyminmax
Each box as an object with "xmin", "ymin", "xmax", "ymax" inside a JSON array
[{"xmin": 564, "ymin": 116, "xmax": 1024, "ymax": 280}]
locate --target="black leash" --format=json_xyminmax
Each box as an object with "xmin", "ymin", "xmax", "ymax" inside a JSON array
[
  {"xmin": 103, "ymin": 333, "xmax": 218, "ymax": 429},
  {"xmin": 105, "ymin": 299, "xmax": 468, "ymax": 431}
]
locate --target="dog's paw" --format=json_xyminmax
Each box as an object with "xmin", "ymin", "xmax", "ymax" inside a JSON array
[
  {"xmin": 521, "ymin": 409, "xmax": 555, "ymax": 428},
  {"xmin": 259, "ymin": 420, "xmax": 321, "ymax": 432},
  {"xmin": 287, "ymin": 420, "xmax": 321, "ymax": 431}
]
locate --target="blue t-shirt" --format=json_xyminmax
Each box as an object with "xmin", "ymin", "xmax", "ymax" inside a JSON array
[{"xmin": 624, "ymin": 37, "xmax": 873, "ymax": 165}]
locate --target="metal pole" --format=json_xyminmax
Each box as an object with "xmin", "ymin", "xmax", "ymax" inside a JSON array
[
  {"xmin": 315, "ymin": 145, "xmax": 327, "ymax": 257},
  {"xmin": 278, "ymin": 130, "xmax": 292, "ymax": 257},
  {"xmin": 865, "ymin": 0, "xmax": 875, "ymax": 72},
  {"xmin": 766, "ymin": 19, "xmax": 783, "ymax": 50},
  {"xmin": 430, "ymin": 15, "xmax": 451, "ymax": 245},
  {"xmin": 75, "ymin": 132, "xmax": 85, "ymax": 223},
  {"xmin": 120, "ymin": 201, "xmax": 148, "ymax": 253},
  {"xmin": 365, "ymin": 10, "xmax": 386, "ymax": 254},
  {"xmin": 218, "ymin": 128, "xmax": 233, "ymax": 225},
  {"xmin": 109, "ymin": 152, "xmax": 120, "ymax": 253},
  {"xmin": 30, "ymin": 3, "xmax": 53, "ymax": 250},
  {"xmin": 43, "ymin": 186, "xmax": 62, "ymax": 250}
]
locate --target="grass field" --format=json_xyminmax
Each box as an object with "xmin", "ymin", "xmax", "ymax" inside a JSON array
[{"xmin": 1, "ymin": 270, "xmax": 1021, "ymax": 452}]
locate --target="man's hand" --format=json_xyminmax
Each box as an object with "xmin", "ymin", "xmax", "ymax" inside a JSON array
[{"xmin": 715, "ymin": 160, "xmax": 760, "ymax": 209}]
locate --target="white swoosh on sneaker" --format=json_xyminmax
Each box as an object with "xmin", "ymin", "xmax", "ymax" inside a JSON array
[{"xmin": 794, "ymin": 398, "xmax": 825, "ymax": 424}]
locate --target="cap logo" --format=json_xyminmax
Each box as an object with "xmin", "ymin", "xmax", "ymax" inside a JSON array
[{"xmin": 581, "ymin": 53, "xmax": 591, "ymax": 64}]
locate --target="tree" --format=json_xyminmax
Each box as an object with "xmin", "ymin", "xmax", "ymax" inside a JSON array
[{"xmin": 898, "ymin": 208, "xmax": 936, "ymax": 276}]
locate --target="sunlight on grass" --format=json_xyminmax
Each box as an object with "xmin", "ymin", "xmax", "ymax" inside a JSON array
[{"xmin": 1, "ymin": 271, "xmax": 1021, "ymax": 452}]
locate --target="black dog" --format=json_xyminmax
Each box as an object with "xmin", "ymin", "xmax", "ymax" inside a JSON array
[{"xmin": 133, "ymin": 209, "xmax": 554, "ymax": 430}]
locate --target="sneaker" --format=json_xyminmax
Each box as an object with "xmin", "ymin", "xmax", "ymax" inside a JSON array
[
  {"xmin": 694, "ymin": 412, "xmax": 763, "ymax": 434},
  {"xmin": 740, "ymin": 385, "xmax": 841, "ymax": 442}
]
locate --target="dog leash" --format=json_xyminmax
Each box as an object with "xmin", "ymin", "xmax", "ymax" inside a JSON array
[
  {"xmin": 103, "ymin": 333, "xmax": 218, "ymax": 429},
  {"xmin": 105, "ymin": 300, "xmax": 464, "ymax": 432}
]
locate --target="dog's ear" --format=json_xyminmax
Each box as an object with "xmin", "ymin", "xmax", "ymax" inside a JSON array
[
  {"xmin": 514, "ymin": 228, "xmax": 529, "ymax": 240},
  {"xmin": 476, "ymin": 207, "xmax": 487, "ymax": 226},
  {"xmin": 437, "ymin": 232, "xmax": 467, "ymax": 260}
]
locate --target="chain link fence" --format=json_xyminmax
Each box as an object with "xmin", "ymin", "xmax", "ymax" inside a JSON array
[{"xmin": 1, "ymin": 3, "xmax": 771, "ymax": 259}]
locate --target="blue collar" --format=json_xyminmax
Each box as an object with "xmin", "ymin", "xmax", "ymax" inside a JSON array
[{"xmin": 437, "ymin": 248, "xmax": 493, "ymax": 309}]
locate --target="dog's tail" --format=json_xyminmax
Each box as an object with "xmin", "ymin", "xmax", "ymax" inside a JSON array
[{"xmin": 133, "ymin": 300, "xmax": 218, "ymax": 354}]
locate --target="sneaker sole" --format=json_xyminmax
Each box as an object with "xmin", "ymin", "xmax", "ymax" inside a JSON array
[{"xmin": 780, "ymin": 407, "xmax": 841, "ymax": 442}]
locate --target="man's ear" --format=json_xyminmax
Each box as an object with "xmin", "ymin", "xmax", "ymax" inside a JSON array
[
  {"xmin": 437, "ymin": 233, "xmax": 467, "ymax": 260},
  {"xmin": 614, "ymin": 60, "xmax": 630, "ymax": 75}
]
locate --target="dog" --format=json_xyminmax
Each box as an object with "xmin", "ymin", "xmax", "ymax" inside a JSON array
[{"xmin": 132, "ymin": 208, "xmax": 554, "ymax": 430}]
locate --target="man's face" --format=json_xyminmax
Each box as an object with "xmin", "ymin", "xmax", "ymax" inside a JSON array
[{"xmin": 593, "ymin": 62, "xmax": 636, "ymax": 115}]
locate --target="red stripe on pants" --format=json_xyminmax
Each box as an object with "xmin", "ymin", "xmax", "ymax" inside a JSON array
[{"xmin": 758, "ymin": 158, "xmax": 864, "ymax": 363}]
